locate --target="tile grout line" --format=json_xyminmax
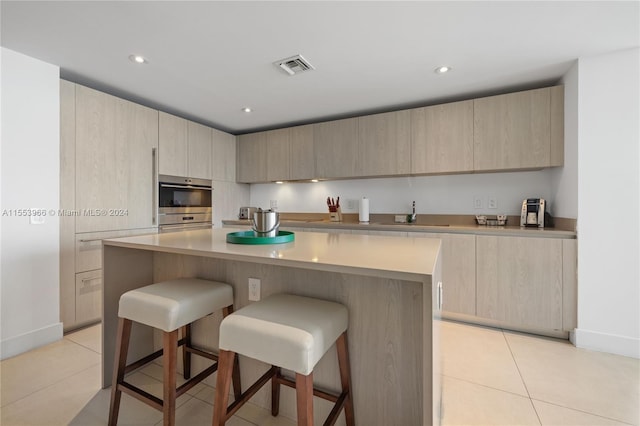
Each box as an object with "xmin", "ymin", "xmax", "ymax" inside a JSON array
[
  {"xmin": 0, "ymin": 362, "xmax": 101, "ymax": 409},
  {"xmin": 528, "ymin": 397, "xmax": 637, "ymax": 426},
  {"xmin": 501, "ymin": 329, "xmax": 543, "ymax": 426},
  {"xmin": 440, "ymin": 373, "xmax": 532, "ymax": 400}
]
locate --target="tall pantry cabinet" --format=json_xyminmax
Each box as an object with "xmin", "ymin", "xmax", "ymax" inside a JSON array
[{"xmin": 60, "ymin": 81, "xmax": 158, "ymax": 331}]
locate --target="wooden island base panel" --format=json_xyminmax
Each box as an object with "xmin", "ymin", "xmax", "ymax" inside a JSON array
[{"xmin": 102, "ymin": 228, "xmax": 442, "ymax": 425}]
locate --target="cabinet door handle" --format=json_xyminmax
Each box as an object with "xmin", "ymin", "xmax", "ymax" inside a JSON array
[
  {"xmin": 152, "ymin": 147, "xmax": 157, "ymax": 225},
  {"xmin": 437, "ymin": 281, "xmax": 443, "ymax": 311},
  {"xmin": 79, "ymin": 238, "xmax": 103, "ymax": 243}
]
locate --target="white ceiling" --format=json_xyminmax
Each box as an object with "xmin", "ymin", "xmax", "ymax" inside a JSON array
[{"xmin": 2, "ymin": 1, "xmax": 638, "ymax": 134}]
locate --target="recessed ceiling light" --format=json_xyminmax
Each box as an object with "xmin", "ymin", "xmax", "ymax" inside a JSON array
[
  {"xmin": 242, "ymin": 107, "xmax": 252, "ymax": 113},
  {"xmin": 129, "ymin": 54, "xmax": 147, "ymax": 64},
  {"xmin": 434, "ymin": 66, "xmax": 451, "ymax": 74}
]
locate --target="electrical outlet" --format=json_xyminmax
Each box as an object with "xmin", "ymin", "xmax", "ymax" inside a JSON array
[
  {"xmin": 270, "ymin": 200, "xmax": 278, "ymax": 210},
  {"xmin": 488, "ymin": 197, "xmax": 498, "ymax": 209},
  {"xmin": 346, "ymin": 199, "xmax": 357, "ymax": 211},
  {"xmin": 473, "ymin": 196, "xmax": 483, "ymax": 209},
  {"xmin": 248, "ymin": 278, "xmax": 261, "ymax": 301}
]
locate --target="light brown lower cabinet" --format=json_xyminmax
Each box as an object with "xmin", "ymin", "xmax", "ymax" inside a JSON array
[
  {"xmin": 476, "ymin": 235, "xmax": 564, "ymax": 330},
  {"xmin": 413, "ymin": 233, "xmax": 476, "ymax": 316},
  {"xmin": 238, "ymin": 225, "xmax": 576, "ymax": 333},
  {"xmin": 75, "ymin": 270, "xmax": 102, "ymax": 325}
]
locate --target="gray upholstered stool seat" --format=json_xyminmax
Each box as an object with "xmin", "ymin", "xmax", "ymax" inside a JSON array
[
  {"xmin": 213, "ymin": 293, "xmax": 354, "ymax": 426},
  {"xmin": 108, "ymin": 278, "xmax": 241, "ymax": 426}
]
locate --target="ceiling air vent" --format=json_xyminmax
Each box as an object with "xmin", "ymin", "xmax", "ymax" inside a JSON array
[{"xmin": 274, "ymin": 54, "xmax": 315, "ymax": 76}]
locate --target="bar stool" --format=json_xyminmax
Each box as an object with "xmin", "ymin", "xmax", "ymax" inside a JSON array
[
  {"xmin": 108, "ymin": 278, "xmax": 241, "ymax": 426},
  {"xmin": 212, "ymin": 293, "xmax": 355, "ymax": 426}
]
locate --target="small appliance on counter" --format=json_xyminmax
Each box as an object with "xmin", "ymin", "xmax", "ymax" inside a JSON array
[
  {"xmin": 238, "ymin": 207, "xmax": 258, "ymax": 220},
  {"xmin": 520, "ymin": 198, "xmax": 545, "ymax": 228}
]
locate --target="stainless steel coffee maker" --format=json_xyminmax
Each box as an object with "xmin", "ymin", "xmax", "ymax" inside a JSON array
[{"xmin": 520, "ymin": 198, "xmax": 545, "ymax": 228}]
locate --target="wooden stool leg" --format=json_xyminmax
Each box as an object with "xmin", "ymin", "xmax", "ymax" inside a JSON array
[
  {"xmin": 295, "ymin": 372, "xmax": 314, "ymax": 426},
  {"xmin": 163, "ymin": 330, "xmax": 178, "ymax": 426},
  {"xmin": 271, "ymin": 367, "xmax": 281, "ymax": 416},
  {"xmin": 337, "ymin": 332, "xmax": 355, "ymax": 426},
  {"xmin": 222, "ymin": 305, "xmax": 242, "ymax": 400},
  {"xmin": 212, "ymin": 349, "xmax": 235, "ymax": 426},
  {"xmin": 232, "ymin": 352, "xmax": 241, "ymax": 401},
  {"xmin": 108, "ymin": 318, "xmax": 132, "ymax": 426},
  {"xmin": 182, "ymin": 324, "xmax": 192, "ymax": 380}
]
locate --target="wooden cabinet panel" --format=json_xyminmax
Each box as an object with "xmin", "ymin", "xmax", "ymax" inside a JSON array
[
  {"xmin": 212, "ymin": 128, "xmax": 236, "ymax": 182},
  {"xmin": 550, "ymin": 85, "xmax": 565, "ymax": 167},
  {"xmin": 562, "ymin": 239, "xmax": 577, "ymax": 331},
  {"xmin": 75, "ymin": 86, "xmax": 158, "ymax": 233},
  {"xmin": 474, "ymin": 87, "xmax": 551, "ymax": 171},
  {"xmin": 158, "ymin": 112, "xmax": 188, "ymax": 176},
  {"xmin": 60, "ymin": 80, "xmax": 76, "ymax": 328},
  {"xmin": 237, "ymin": 132, "xmax": 267, "ymax": 183},
  {"xmin": 476, "ymin": 235, "xmax": 563, "ymax": 330},
  {"xmin": 414, "ymin": 233, "xmax": 476, "ymax": 315},
  {"xmin": 75, "ymin": 270, "xmax": 102, "ymax": 325},
  {"xmin": 187, "ymin": 121, "xmax": 212, "ymax": 179},
  {"xmin": 265, "ymin": 128, "xmax": 290, "ymax": 181},
  {"xmin": 411, "ymin": 100, "xmax": 474, "ymax": 174},
  {"xmin": 358, "ymin": 110, "xmax": 411, "ymax": 176},
  {"xmin": 290, "ymin": 124, "xmax": 315, "ymax": 180},
  {"xmin": 75, "ymin": 228, "xmax": 157, "ymax": 273},
  {"xmin": 313, "ymin": 117, "xmax": 358, "ymax": 179}
]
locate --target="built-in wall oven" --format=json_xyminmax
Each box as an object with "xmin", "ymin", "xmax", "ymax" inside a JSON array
[{"xmin": 158, "ymin": 174, "xmax": 213, "ymax": 232}]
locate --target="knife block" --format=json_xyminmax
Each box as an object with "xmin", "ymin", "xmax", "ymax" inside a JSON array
[{"xmin": 329, "ymin": 207, "xmax": 342, "ymax": 222}]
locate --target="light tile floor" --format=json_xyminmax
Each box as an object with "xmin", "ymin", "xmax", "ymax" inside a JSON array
[{"xmin": 1, "ymin": 320, "xmax": 638, "ymax": 425}]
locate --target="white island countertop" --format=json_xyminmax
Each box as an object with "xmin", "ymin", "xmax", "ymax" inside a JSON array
[{"xmin": 104, "ymin": 227, "xmax": 441, "ymax": 281}]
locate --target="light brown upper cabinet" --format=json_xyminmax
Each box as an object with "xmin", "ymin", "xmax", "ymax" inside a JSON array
[
  {"xmin": 265, "ymin": 128, "xmax": 291, "ymax": 182},
  {"xmin": 313, "ymin": 117, "xmax": 359, "ymax": 179},
  {"xmin": 158, "ymin": 112, "xmax": 188, "ymax": 176},
  {"xmin": 358, "ymin": 110, "xmax": 411, "ymax": 177},
  {"xmin": 236, "ymin": 131, "xmax": 267, "ymax": 183},
  {"xmin": 187, "ymin": 121, "xmax": 212, "ymax": 179},
  {"xmin": 159, "ymin": 112, "xmax": 213, "ymax": 179},
  {"xmin": 289, "ymin": 124, "xmax": 315, "ymax": 180},
  {"xmin": 234, "ymin": 85, "xmax": 564, "ymax": 183},
  {"xmin": 211, "ymin": 128, "xmax": 237, "ymax": 182},
  {"xmin": 75, "ymin": 85, "xmax": 158, "ymax": 233},
  {"xmin": 411, "ymin": 100, "xmax": 474, "ymax": 174},
  {"xmin": 473, "ymin": 86, "xmax": 564, "ymax": 171}
]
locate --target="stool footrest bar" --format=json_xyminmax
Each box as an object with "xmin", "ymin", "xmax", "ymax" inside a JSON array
[
  {"xmin": 275, "ymin": 375, "xmax": 341, "ymax": 403},
  {"xmin": 224, "ymin": 366, "xmax": 278, "ymax": 421},
  {"xmin": 118, "ymin": 381, "xmax": 163, "ymax": 411}
]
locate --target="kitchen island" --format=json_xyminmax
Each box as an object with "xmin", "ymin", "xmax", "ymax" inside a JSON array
[{"xmin": 102, "ymin": 227, "xmax": 442, "ymax": 425}]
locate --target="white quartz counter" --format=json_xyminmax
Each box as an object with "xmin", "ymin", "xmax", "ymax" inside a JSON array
[
  {"xmin": 103, "ymin": 227, "xmax": 441, "ymax": 281},
  {"xmin": 223, "ymin": 219, "xmax": 576, "ymax": 238}
]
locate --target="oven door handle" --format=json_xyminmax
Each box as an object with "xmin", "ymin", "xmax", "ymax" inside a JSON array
[{"xmin": 159, "ymin": 183, "xmax": 212, "ymax": 190}]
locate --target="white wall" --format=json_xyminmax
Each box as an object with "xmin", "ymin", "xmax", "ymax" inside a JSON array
[
  {"xmin": 574, "ymin": 47, "xmax": 639, "ymax": 359},
  {"xmin": 250, "ymin": 170, "xmax": 555, "ymax": 217},
  {"xmin": 1, "ymin": 48, "xmax": 62, "ymax": 359},
  {"xmin": 551, "ymin": 61, "xmax": 579, "ymax": 219}
]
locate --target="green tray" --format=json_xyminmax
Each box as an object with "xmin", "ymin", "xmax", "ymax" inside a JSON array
[{"xmin": 226, "ymin": 230, "xmax": 295, "ymax": 245}]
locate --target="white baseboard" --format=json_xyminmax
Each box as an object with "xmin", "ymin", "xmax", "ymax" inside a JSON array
[
  {"xmin": 573, "ymin": 328, "xmax": 640, "ymax": 359},
  {"xmin": 1, "ymin": 322, "xmax": 63, "ymax": 360}
]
